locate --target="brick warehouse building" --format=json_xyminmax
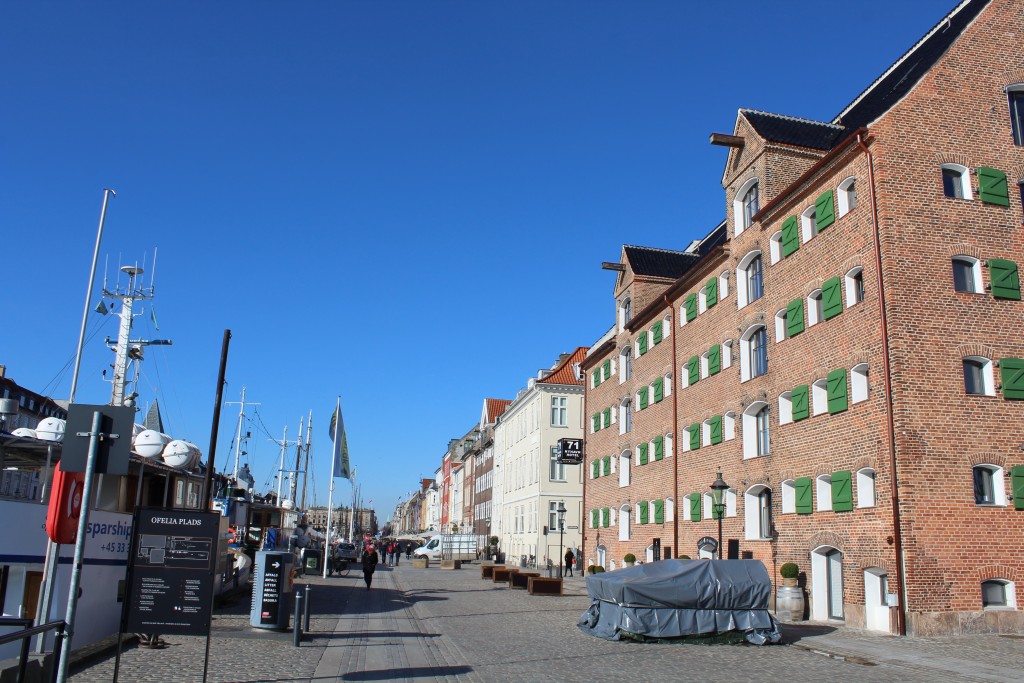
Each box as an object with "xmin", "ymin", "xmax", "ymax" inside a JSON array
[{"xmin": 581, "ymin": 0, "xmax": 1024, "ymax": 636}]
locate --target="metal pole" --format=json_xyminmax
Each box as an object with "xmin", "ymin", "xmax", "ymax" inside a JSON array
[
  {"xmin": 559, "ymin": 524, "xmax": 564, "ymax": 577},
  {"xmin": 303, "ymin": 585, "xmax": 311, "ymax": 632},
  {"xmin": 717, "ymin": 511, "xmax": 722, "ymax": 560},
  {"xmin": 292, "ymin": 590, "xmax": 303, "ymax": 647},
  {"xmin": 203, "ymin": 329, "xmax": 232, "ymax": 506},
  {"xmin": 55, "ymin": 410, "xmax": 103, "ymax": 683},
  {"xmin": 276, "ymin": 426, "xmax": 287, "ymax": 504}
]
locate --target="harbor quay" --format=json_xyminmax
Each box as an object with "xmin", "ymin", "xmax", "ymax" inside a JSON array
[{"xmin": 68, "ymin": 563, "xmax": 1024, "ymax": 683}]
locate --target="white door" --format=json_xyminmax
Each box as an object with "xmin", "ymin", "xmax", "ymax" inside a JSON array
[
  {"xmin": 827, "ymin": 549, "xmax": 844, "ymax": 619},
  {"xmin": 597, "ymin": 545, "xmax": 606, "ymax": 569},
  {"xmin": 811, "ymin": 546, "xmax": 844, "ymax": 621},
  {"xmin": 864, "ymin": 569, "xmax": 890, "ymax": 632}
]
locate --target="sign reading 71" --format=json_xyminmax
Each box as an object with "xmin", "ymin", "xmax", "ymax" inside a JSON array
[{"xmin": 557, "ymin": 438, "xmax": 583, "ymax": 464}]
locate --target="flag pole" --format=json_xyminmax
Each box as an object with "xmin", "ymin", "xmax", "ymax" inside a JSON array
[{"xmin": 324, "ymin": 397, "xmax": 340, "ymax": 579}]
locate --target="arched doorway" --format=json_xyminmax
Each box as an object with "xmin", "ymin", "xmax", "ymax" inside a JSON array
[
  {"xmin": 863, "ymin": 567, "xmax": 890, "ymax": 632},
  {"xmin": 811, "ymin": 546, "xmax": 844, "ymax": 621},
  {"xmin": 597, "ymin": 544, "xmax": 607, "ymax": 569}
]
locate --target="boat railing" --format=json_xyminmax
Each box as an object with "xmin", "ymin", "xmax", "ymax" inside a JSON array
[{"xmin": 0, "ymin": 617, "xmax": 67, "ymax": 683}]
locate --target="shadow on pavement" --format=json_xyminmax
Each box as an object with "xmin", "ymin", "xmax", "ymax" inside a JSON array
[
  {"xmin": 780, "ymin": 623, "xmax": 838, "ymax": 643},
  {"xmin": 311, "ymin": 630, "xmax": 442, "ymax": 640},
  {"xmin": 341, "ymin": 665, "xmax": 474, "ymax": 680}
]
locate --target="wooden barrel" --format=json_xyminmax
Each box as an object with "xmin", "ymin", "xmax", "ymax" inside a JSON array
[{"xmin": 775, "ymin": 585, "xmax": 805, "ymax": 621}]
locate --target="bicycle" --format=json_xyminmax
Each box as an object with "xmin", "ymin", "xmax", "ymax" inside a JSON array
[{"xmin": 332, "ymin": 558, "xmax": 351, "ymax": 577}]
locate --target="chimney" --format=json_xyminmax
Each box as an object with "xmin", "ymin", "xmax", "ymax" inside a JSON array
[{"xmin": 0, "ymin": 365, "xmax": 5, "ymax": 378}]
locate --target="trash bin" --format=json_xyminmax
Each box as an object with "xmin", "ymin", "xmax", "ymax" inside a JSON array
[
  {"xmin": 520, "ymin": 555, "xmax": 527, "ymax": 568},
  {"xmin": 300, "ymin": 548, "xmax": 322, "ymax": 572},
  {"xmin": 251, "ymin": 551, "xmax": 293, "ymax": 629}
]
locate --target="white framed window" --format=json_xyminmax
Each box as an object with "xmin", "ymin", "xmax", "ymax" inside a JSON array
[
  {"xmin": 941, "ymin": 163, "xmax": 972, "ymax": 199},
  {"xmin": 701, "ymin": 418, "xmax": 712, "ymax": 447},
  {"xmin": 769, "ymin": 231, "xmax": 783, "ymax": 265},
  {"xmin": 719, "ymin": 271, "xmax": 731, "ymax": 300},
  {"xmin": 737, "ymin": 251, "xmax": 764, "ymax": 309},
  {"xmin": 702, "ymin": 492, "xmax": 714, "ymax": 520},
  {"xmin": 812, "ymin": 378, "xmax": 828, "ymax": 415},
  {"xmin": 952, "ymin": 256, "xmax": 982, "ymax": 294},
  {"xmin": 774, "ymin": 309, "xmax": 787, "ymax": 342},
  {"xmin": 1011, "ymin": 84, "xmax": 1024, "ymax": 146},
  {"xmin": 740, "ymin": 325, "xmax": 768, "ymax": 382},
  {"xmin": 698, "ymin": 286, "xmax": 708, "ymax": 314},
  {"xmin": 973, "ymin": 464, "xmax": 1006, "ymax": 506},
  {"xmin": 845, "ymin": 267, "xmax": 864, "ymax": 307},
  {"xmin": 808, "ymin": 289, "xmax": 823, "ymax": 326},
  {"xmin": 663, "ymin": 372, "xmax": 673, "ymax": 398},
  {"xmin": 852, "ymin": 364, "xmax": 869, "ymax": 403},
  {"xmin": 619, "ymin": 297, "xmax": 632, "ymax": 332},
  {"xmin": 856, "ymin": 468, "xmax": 876, "ymax": 508},
  {"xmin": 679, "ymin": 302, "xmax": 688, "ymax": 327},
  {"xmin": 619, "ymin": 398, "xmax": 632, "ymax": 434},
  {"xmin": 619, "ymin": 450, "xmax": 631, "ymax": 487},
  {"xmin": 665, "ymin": 432, "xmax": 674, "ymax": 458},
  {"xmin": 725, "ymin": 488, "xmax": 737, "ymax": 517},
  {"xmin": 662, "ymin": 314, "xmax": 672, "ymax": 339},
  {"xmin": 801, "ymin": 205, "xmax": 818, "ymax": 243},
  {"xmin": 635, "ymin": 332, "xmax": 648, "ymax": 356},
  {"xmin": 700, "ymin": 351, "xmax": 709, "ymax": 379},
  {"xmin": 620, "ymin": 347, "xmax": 633, "ymax": 382},
  {"xmin": 549, "ymin": 447, "xmax": 566, "ymax": 481},
  {"xmin": 982, "ymin": 580, "xmax": 1016, "ymax": 609},
  {"xmin": 722, "ymin": 340, "xmax": 733, "ymax": 369},
  {"xmin": 816, "ymin": 474, "xmax": 832, "ymax": 511},
  {"xmin": 744, "ymin": 485, "xmax": 772, "ymax": 540},
  {"xmin": 963, "ymin": 356, "xmax": 995, "ymax": 396},
  {"xmin": 666, "ymin": 496, "xmax": 675, "ymax": 523},
  {"xmin": 742, "ymin": 402, "xmax": 770, "ymax": 459},
  {"xmin": 837, "ymin": 177, "xmax": 857, "ymax": 217},
  {"xmin": 781, "ymin": 479, "xmax": 796, "ymax": 513},
  {"xmin": 724, "ymin": 411, "xmax": 736, "ymax": 441},
  {"xmin": 778, "ymin": 391, "xmax": 793, "ymax": 425},
  {"xmin": 734, "ymin": 178, "xmax": 759, "ymax": 236},
  {"xmin": 551, "ymin": 396, "xmax": 567, "ymax": 426},
  {"xmin": 619, "ymin": 504, "xmax": 631, "ymax": 541}
]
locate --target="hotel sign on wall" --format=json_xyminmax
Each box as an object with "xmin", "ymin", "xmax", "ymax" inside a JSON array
[{"xmin": 557, "ymin": 438, "xmax": 583, "ymax": 465}]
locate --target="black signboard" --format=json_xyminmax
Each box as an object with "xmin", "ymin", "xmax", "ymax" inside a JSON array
[
  {"xmin": 557, "ymin": 438, "xmax": 583, "ymax": 465},
  {"xmin": 123, "ymin": 508, "xmax": 220, "ymax": 635},
  {"xmin": 62, "ymin": 404, "xmax": 134, "ymax": 475}
]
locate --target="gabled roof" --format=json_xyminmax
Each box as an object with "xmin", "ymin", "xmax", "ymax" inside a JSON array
[
  {"xmin": 537, "ymin": 347, "xmax": 588, "ymax": 385},
  {"xmin": 833, "ymin": 0, "xmax": 991, "ymax": 142},
  {"xmin": 622, "ymin": 245, "xmax": 699, "ymax": 280},
  {"xmin": 483, "ymin": 398, "xmax": 512, "ymax": 423},
  {"xmin": 740, "ymin": 110, "xmax": 843, "ymax": 151}
]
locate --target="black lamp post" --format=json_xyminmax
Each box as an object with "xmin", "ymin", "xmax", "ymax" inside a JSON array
[
  {"xmin": 557, "ymin": 502, "xmax": 567, "ymax": 577},
  {"xmin": 710, "ymin": 469, "xmax": 729, "ymax": 560}
]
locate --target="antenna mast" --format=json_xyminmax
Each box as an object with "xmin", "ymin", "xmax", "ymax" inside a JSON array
[{"xmin": 225, "ymin": 386, "xmax": 260, "ymax": 484}]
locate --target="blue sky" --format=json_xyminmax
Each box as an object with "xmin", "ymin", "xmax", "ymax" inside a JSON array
[{"xmin": 1, "ymin": 0, "xmax": 947, "ymax": 522}]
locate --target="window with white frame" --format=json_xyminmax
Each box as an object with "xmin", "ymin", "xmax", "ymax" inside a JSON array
[
  {"xmin": 663, "ymin": 314, "xmax": 672, "ymax": 339},
  {"xmin": 719, "ymin": 271, "xmax": 731, "ymax": 300},
  {"xmin": 725, "ymin": 488, "xmax": 737, "ymax": 517},
  {"xmin": 702, "ymin": 418, "xmax": 712, "ymax": 446},
  {"xmin": 982, "ymin": 579, "xmax": 1016, "ymax": 609},
  {"xmin": 722, "ymin": 340, "xmax": 733, "ymax": 369},
  {"xmin": 778, "ymin": 391, "xmax": 793, "ymax": 425},
  {"xmin": 665, "ymin": 432, "xmax": 673, "ymax": 458},
  {"xmin": 774, "ymin": 309, "xmax": 787, "ymax": 342},
  {"xmin": 619, "ymin": 297, "xmax": 632, "ymax": 332},
  {"xmin": 808, "ymin": 289, "xmax": 823, "ymax": 326},
  {"xmin": 619, "ymin": 451, "xmax": 630, "ymax": 487},
  {"xmin": 698, "ymin": 286, "xmax": 708, "ymax": 313},
  {"xmin": 702, "ymin": 492, "xmax": 714, "ymax": 520},
  {"xmin": 952, "ymin": 256, "xmax": 982, "ymax": 294},
  {"xmin": 781, "ymin": 479, "xmax": 796, "ymax": 513},
  {"xmin": 740, "ymin": 325, "xmax": 768, "ymax": 381},
  {"xmin": 1011, "ymin": 85, "xmax": 1024, "ymax": 146},
  {"xmin": 973, "ymin": 464, "xmax": 1006, "ymax": 506},
  {"xmin": 852, "ymin": 364, "xmax": 869, "ymax": 403},
  {"xmin": 700, "ymin": 351, "xmax": 709, "ymax": 379},
  {"xmin": 724, "ymin": 411, "xmax": 736, "ymax": 441},
  {"xmin": 941, "ymin": 164, "xmax": 972, "ymax": 199},
  {"xmin": 816, "ymin": 474, "xmax": 832, "ymax": 511},
  {"xmin": 621, "ymin": 346, "xmax": 633, "ymax": 382},
  {"xmin": 666, "ymin": 496, "xmax": 675, "ymax": 522},
  {"xmin": 812, "ymin": 378, "xmax": 828, "ymax": 415},
  {"xmin": 742, "ymin": 402, "xmax": 770, "ymax": 459},
  {"xmin": 664, "ymin": 372, "xmax": 673, "ymax": 398},
  {"xmin": 837, "ymin": 177, "xmax": 857, "ymax": 217},
  {"xmin": 619, "ymin": 504, "xmax": 631, "ymax": 541},
  {"xmin": 769, "ymin": 231, "xmax": 783, "ymax": 265},
  {"xmin": 744, "ymin": 486, "xmax": 772, "ymax": 540},
  {"xmin": 619, "ymin": 398, "xmax": 632, "ymax": 434},
  {"xmin": 963, "ymin": 356, "xmax": 995, "ymax": 396},
  {"xmin": 734, "ymin": 178, "xmax": 759, "ymax": 235},
  {"xmin": 737, "ymin": 252, "xmax": 764, "ymax": 308},
  {"xmin": 801, "ymin": 205, "xmax": 818, "ymax": 242},
  {"xmin": 845, "ymin": 267, "xmax": 864, "ymax": 307},
  {"xmin": 549, "ymin": 447, "xmax": 566, "ymax": 481},
  {"xmin": 551, "ymin": 396, "xmax": 567, "ymax": 426},
  {"xmin": 856, "ymin": 468, "xmax": 876, "ymax": 508}
]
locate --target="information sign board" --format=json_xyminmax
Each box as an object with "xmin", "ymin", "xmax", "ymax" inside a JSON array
[
  {"xmin": 123, "ymin": 508, "xmax": 220, "ymax": 635},
  {"xmin": 557, "ymin": 438, "xmax": 583, "ymax": 465},
  {"xmin": 61, "ymin": 404, "xmax": 134, "ymax": 475}
]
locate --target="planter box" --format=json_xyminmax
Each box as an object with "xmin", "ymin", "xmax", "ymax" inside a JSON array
[
  {"xmin": 527, "ymin": 577, "xmax": 563, "ymax": 595},
  {"xmin": 440, "ymin": 559, "xmax": 461, "ymax": 570},
  {"xmin": 411, "ymin": 556, "xmax": 429, "ymax": 569},
  {"xmin": 511, "ymin": 572, "xmax": 540, "ymax": 589}
]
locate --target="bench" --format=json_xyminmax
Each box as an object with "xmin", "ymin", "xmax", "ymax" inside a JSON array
[
  {"xmin": 481, "ymin": 565, "xmax": 496, "ymax": 579},
  {"xmin": 492, "ymin": 567, "xmax": 518, "ymax": 584},
  {"xmin": 510, "ymin": 571, "xmax": 540, "ymax": 589},
  {"xmin": 527, "ymin": 577, "xmax": 563, "ymax": 595}
]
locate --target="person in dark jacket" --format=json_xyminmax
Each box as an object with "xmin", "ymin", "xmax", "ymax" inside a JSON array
[
  {"xmin": 362, "ymin": 544, "xmax": 379, "ymax": 589},
  {"xmin": 564, "ymin": 548, "xmax": 575, "ymax": 577}
]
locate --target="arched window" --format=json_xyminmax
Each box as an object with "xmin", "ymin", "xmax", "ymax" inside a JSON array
[
  {"xmin": 982, "ymin": 579, "xmax": 1016, "ymax": 609},
  {"xmin": 734, "ymin": 178, "xmax": 759, "ymax": 235},
  {"xmin": 801, "ymin": 204, "xmax": 818, "ymax": 242},
  {"xmin": 740, "ymin": 325, "xmax": 768, "ymax": 381},
  {"xmin": 666, "ymin": 497, "xmax": 675, "ymax": 523},
  {"xmin": 774, "ymin": 309, "xmax": 787, "ymax": 342},
  {"xmin": 963, "ymin": 356, "xmax": 994, "ymax": 396},
  {"xmin": 700, "ymin": 350, "xmax": 709, "ymax": 379},
  {"xmin": 742, "ymin": 402, "xmax": 770, "ymax": 459},
  {"xmin": 837, "ymin": 177, "xmax": 857, "ymax": 217},
  {"xmin": 845, "ymin": 267, "xmax": 864, "ymax": 307},
  {"xmin": 778, "ymin": 390, "xmax": 793, "ymax": 425},
  {"xmin": 723, "ymin": 411, "xmax": 736, "ymax": 441},
  {"xmin": 719, "ymin": 271, "xmax": 731, "ymax": 299},
  {"xmin": 808, "ymin": 289, "xmax": 823, "ymax": 326},
  {"xmin": 951, "ymin": 256, "xmax": 982, "ymax": 293},
  {"xmin": 619, "ymin": 297, "xmax": 632, "ymax": 331},
  {"xmin": 698, "ymin": 286, "xmax": 708, "ymax": 313},
  {"xmin": 781, "ymin": 479, "xmax": 796, "ymax": 513},
  {"xmin": 856, "ymin": 467, "xmax": 876, "ymax": 508},
  {"xmin": 851, "ymin": 364, "xmax": 869, "ymax": 403},
  {"xmin": 973, "ymin": 464, "xmax": 1006, "ymax": 506},
  {"xmin": 1010, "ymin": 84, "xmax": 1024, "ymax": 145},
  {"xmin": 744, "ymin": 485, "xmax": 772, "ymax": 540},
  {"xmin": 769, "ymin": 231, "xmax": 783, "ymax": 265},
  {"xmin": 619, "ymin": 451, "xmax": 631, "ymax": 487},
  {"xmin": 620, "ymin": 346, "xmax": 633, "ymax": 382},
  {"xmin": 812, "ymin": 378, "xmax": 828, "ymax": 415},
  {"xmin": 816, "ymin": 474, "xmax": 832, "ymax": 511},
  {"xmin": 619, "ymin": 398, "xmax": 633, "ymax": 433},
  {"xmin": 701, "ymin": 418, "xmax": 712, "ymax": 447},
  {"xmin": 737, "ymin": 252, "xmax": 764, "ymax": 308},
  {"xmin": 725, "ymin": 488, "xmax": 737, "ymax": 517},
  {"xmin": 941, "ymin": 163, "xmax": 972, "ymax": 199},
  {"xmin": 619, "ymin": 504, "xmax": 631, "ymax": 541},
  {"xmin": 722, "ymin": 339, "xmax": 734, "ymax": 369}
]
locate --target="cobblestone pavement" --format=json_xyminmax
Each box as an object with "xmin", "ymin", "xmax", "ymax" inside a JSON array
[{"xmin": 69, "ymin": 563, "xmax": 1024, "ymax": 682}]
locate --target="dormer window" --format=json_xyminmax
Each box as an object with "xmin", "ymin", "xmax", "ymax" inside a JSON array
[
  {"xmin": 619, "ymin": 298, "xmax": 632, "ymax": 332},
  {"xmin": 734, "ymin": 178, "xmax": 759, "ymax": 236}
]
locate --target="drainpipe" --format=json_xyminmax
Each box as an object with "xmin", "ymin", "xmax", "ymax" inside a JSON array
[
  {"xmin": 665, "ymin": 294, "xmax": 680, "ymax": 560},
  {"xmin": 582, "ymin": 361, "xmax": 588, "ymax": 564},
  {"xmin": 858, "ymin": 132, "xmax": 907, "ymax": 636}
]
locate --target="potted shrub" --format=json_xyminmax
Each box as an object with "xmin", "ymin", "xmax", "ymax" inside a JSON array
[
  {"xmin": 780, "ymin": 562, "xmax": 799, "ymax": 587},
  {"xmin": 776, "ymin": 562, "xmax": 805, "ymax": 622},
  {"xmin": 677, "ymin": 555, "xmax": 692, "ymax": 560},
  {"xmin": 623, "ymin": 553, "xmax": 636, "ymax": 567},
  {"xmin": 587, "ymin": 565, "xmax": 606, "ymax": 574}
]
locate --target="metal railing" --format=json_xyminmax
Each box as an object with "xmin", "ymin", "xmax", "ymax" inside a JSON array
[{"xmin": 0, "ymin": 618, "xmax": 67, "ymax": 683}]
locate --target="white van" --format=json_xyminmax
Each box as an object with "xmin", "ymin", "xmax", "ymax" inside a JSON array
[{"xmin": 414, "ymin": 534, "xmax": 478, "ymax": 562}]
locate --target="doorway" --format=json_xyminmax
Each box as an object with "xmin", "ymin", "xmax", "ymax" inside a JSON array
[
  {"xmin": 811, "ymin": 546, "xmax": 844, "ymax": 621},
  {"xmin": 863, "ymin": 568, "xmax": 890, "ymax": 632}
]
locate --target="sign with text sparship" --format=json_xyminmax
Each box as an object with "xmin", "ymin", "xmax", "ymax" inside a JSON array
[{"xmin": 557, "ymin": 438, "xmax": 583, "ymax": 465}]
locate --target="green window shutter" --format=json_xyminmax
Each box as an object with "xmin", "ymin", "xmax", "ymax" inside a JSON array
[
  {"xmin": 781, "ymin": 216, "xmax": 800, "ymax": 258},
  {"xmin": 831, "ymin": 470, "xmax": 853, "ymax": 512},
  {"xmin": 827, "ymin": 368, "xmax": 849, "ymax": 414},
  {"xmin": 688, "ymin": 356, "xmax": 699, "ymax": 385},
  {"xmin": 653, "ymin": 435, "xmax": 664, "ymax": 461},
  {"xmin": 638, "ymin": 333, "xmax": 648, "ymax": 356},
  {"xmin": 795, "ymin": 477, "xmax": 813, "ymax": 514},
  {"xmin": 786, "ymin": 298, "xmax": 805, "ymax": 337},
  {"xmin": 1011, "ymin": 466, "xmax": 1024, "ymax": 510},
  {"xmin": 602, "ymin": 508, "xmax": 610, "ymax": 528},
  {"xmin": 689, "ymin": 424, "xmax": 700, "ymax": 451},
  {"xmin": 708, "ymin": 344, "xmax": 721, "ymax": 375},
  {"xmin": 815, "ymin": 189, "xmax": 836, "ymax": 231},
  {"xmin": 988, "ymin": 259, "xmax": 1021, "ymax": 300},
  {"xmin": 602, "ymin": 359, "xmax": 611, "ymax": 380},
  {"xmin": 822, "ymin": 276, "xmax": 843, "ymax": 320},
  {"xmin": 591, "ymin": 509, "xmax": 599, "ymax": 528},
  {"xmin": 638, "ymin": 442, "xmax": 649, "ymax": 465},
  {"xmin": 652, "ymin": 321, "xmax": 663, "ymax": 345},
  {"xmin": 1000, "ymin": 358, "xmax": 1024, "ymax": 399},
  {"xmin": 685, "ymin": 294, "xmax": 697, "ymax": 322},
  {"xmin": 603, "ymin": 456, "xmax": 611, "ymax": 476},
  {"xmin": 639, "ymin": 501, "xmax": 649, "ymax": 524},
  {"xmin": 689, "ymin": 494, "xmax": 701, "ymax": 522},
  {"xmin": 654, "ymin": 499, "xmax": 665, "ymax": 524},
  {"xmin": 710, "ymin": 415, "xmax": 723, "ymax": 445},
  {"xmin": 591, "ymin": 460, "xmax": 599, "ymax": 479},
  {"xmin": 638, "ymin": 387, "xmax": 649, "ymax": 410},
  {"xmin": 653, "ymin": 377, "xmax": 664, "ymax": 403},
  {"xmin": 592, "ymin": 369, "xmax": 600, "ymax": 387},
  {"xmin": 792, "ymin": 385, "xmax": 810, "ymax": 421},
  {"xmin": 706, "ymin": 277, "xmax": 718, "ymax": 308},
  {"xmin": 593, "ymin": 413, "xmax": 601, "ymax": 432},
  {"xmin": 978, "ymin": 167, "xmax": 1010, "ymax": 206},
  {"xmin": 603, "ymin": 407, "xmax": 611, "ymax": 428}
]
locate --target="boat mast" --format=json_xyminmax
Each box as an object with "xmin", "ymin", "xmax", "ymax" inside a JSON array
[
  {"xmin": 276, "ymin": 425, "xmax": 288, "ymax": 504},
  {"xmin": 301, "ymin": 410, "xmax": 312, "ymax": 510},
  {"xmin": 225, "ymin": 386, "xmax": 259, "ymax": 484},
  {"xmin": 291, "ymin": 416, "xmax": 304, "ymax": 507}
]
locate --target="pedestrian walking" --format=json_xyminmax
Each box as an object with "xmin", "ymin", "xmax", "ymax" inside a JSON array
[
  {"xmin": 394, "ymin": 542, "xmax": 401, "ymax": 566},
  {"xmin": 563, "ymin": 548, "xmax": 575, "ymax": 577},
  {"xmin": 362, "ymin": 544, "xmax": 379, "ymax": 589},
  {"xmin": 405, "ymin": 543, "xmax": 413, "ymax": 560}
]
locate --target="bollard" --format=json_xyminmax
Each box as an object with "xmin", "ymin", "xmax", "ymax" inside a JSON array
[
  {"xmin": 293, "ymin": 589, "xmax": 303, "ymax": 647},
  {"xmin": 303, "ymin": 585, "xmax": 312, "ymax": 633}
]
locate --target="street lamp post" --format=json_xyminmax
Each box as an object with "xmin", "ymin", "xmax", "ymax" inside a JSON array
[
  {"xmin": 557, "ymin": 502, "xmax": 567, "ymax": 577},
  {"xmin": 710, "ymin": 469, "xmax": 729, "ymax": 559}
]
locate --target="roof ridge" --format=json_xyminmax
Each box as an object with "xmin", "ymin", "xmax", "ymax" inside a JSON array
[
  {"xmin": 741, "ymin": 109, "xmax": 843, "ymax": 130},
  {"xmin": 623, "ymin": 244, "xmax": 693, "ymax": 256}
]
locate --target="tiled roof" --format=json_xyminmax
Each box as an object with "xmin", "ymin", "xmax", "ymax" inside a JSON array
[
  {"xmin": 623, "ymin": 245, "xmax": 699, "ymax": 280},
  {"xmin": 484, "ymin": 398, "xmax": 512, "ymax": 422},
  {"xmin": 740, "ymin": 110, "xmax": 844, "ymax": 151},
  {"xmin": 537, "ymin": 347, "xmax": 588, "ymax": 385}
]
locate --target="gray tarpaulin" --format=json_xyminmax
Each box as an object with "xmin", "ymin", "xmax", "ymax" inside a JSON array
[{"xmin": 577, "ymin": 559, "xmax": 782, "ymax": 645}]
